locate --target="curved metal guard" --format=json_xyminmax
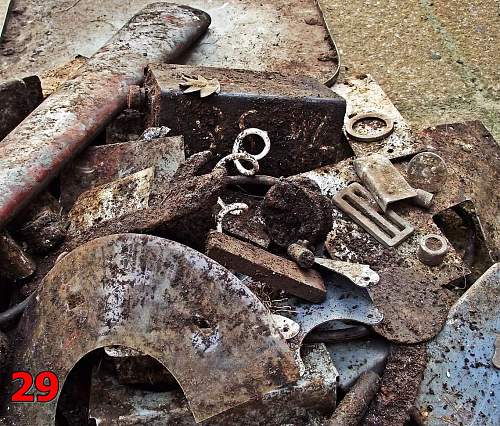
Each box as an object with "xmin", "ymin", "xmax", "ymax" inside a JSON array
[{"xmin": 7, "ymin": 234, "xmax": 299, "ymax": 424}]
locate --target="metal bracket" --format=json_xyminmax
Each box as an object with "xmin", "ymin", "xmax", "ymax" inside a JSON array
[{"xmin": 333, "ymin": 182, "xmax": 414, "ymax": 248}]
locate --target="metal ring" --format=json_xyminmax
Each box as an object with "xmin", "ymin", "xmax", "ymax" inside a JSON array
[
  {"xmin": 215, "ymin": 152, "xmax": 259, "ymax": 176},
  {"xmin": 232, "ymin": 128, "xmax": 271, "ymax": 175},
  {"xmin": 345, "ymin": 112, "xmax": 394, "ymax": 142},
  {"xmin": 216, "ymin": 202, "xmax": 249, "ymax": 233}
]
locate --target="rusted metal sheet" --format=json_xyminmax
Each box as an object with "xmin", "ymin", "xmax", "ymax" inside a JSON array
[
  {"xmin": 0, "ymin": 76, "xmax": 43, "ymax": 141},
  {"xmin": 60, "ymin": 136, "xmax": 185, "ymax": 211},
  {"xmin": 144, "ymin": 64, "xmax": 350, "ymax": 177},
  {"xmin": 332, "ymin": 74, "xmax": 424, "ymax": 160},
  {"xmin": 67, "ymin": 168, "xmax": 154, "ymax": 233},
  {"xmin": 416, "ymin": 263, "xmax": 500, "ymax": 425},
  {"xmin": 414, "ymin": 121, "xmax": 500, "ymax": 263},
  {"xmin": 89, "ymin": 343, "xmax": 337, "ymax": 426},
  {"xmin": 286, "ymin": 271, "xmax": 383, "ymax": 373},
  {"xmin": 7, "ymin": 234, "xmax": 299, "ymax": 424},
  {"xmin": 0, "ymin": 3, "xmax": 210, "ymax": 229}
]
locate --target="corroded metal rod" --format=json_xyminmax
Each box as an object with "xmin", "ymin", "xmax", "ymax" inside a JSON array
[{"xmin": 0, "ymin": 2, "xmax": 210, "ymax": 228}]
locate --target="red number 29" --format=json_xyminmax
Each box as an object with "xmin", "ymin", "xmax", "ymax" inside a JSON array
[{"xmin": 11, "ymin": 371, "xmax": 59, "ymax": 403}]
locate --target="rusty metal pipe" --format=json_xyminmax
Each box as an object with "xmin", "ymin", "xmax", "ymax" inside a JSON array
[{"xmin": 0, "ymin": 3, "xmax": 211, "ymax": 228}]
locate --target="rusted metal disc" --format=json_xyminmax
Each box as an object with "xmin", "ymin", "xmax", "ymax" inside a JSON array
[
  {"xmin": 406, "ymin": 151, "xmax": 447, "ymax": 193},
  {"xmin": 345, "ymin": 112, "xmax": 394, "ymax": 142}
]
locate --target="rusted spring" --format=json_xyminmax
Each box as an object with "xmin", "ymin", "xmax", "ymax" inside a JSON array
[
  {"xmin": 232, "ymin": 128, "xmax": 271, "ymax": 175},
  {"xmin": 215, "ymin": 152, "xmax": 259, "ymax": 176},
  {"xmin": 0, "ymin": 293, "xmax": 34, "ymax": 326},
  {"xmin": 345, "ymin": 112, "xmax": 394, "ymax": 142},
  {"xmin": 216, "ymin": 201, "xmax": 249, "ymax": 233}
]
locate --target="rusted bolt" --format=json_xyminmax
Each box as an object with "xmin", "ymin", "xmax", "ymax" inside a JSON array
[
  {"xmin": 413, "ymin": 188, "xmax": 434, "ymax": 209},
  {"xmin": 418, "ymin": 234, "xmax": 448, "ymax": 266},
  {"xmin": 287, "ymin": 240, "xmax": 314, "ymax": 269},
  {"xmin": 128, "ymin": 85, "xmax": 146, "ymax": 110}
]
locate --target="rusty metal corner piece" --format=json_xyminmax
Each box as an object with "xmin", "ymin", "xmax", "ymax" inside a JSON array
[
  {"xmin": 7, "ymin": 234, "xmax": 299, "ymax": 424},
  {"xmin": 0, "ymin": 3, "xmax": 211, "ymax": 229}
]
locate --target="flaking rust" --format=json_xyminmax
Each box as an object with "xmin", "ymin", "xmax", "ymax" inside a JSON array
[
  {"xmin": 7, "ymin": 234, "xmax": 299, "ymax": 425},
  {"xmin": 0, "ymin": 3, "xmax": 211, "ymax": 228}
]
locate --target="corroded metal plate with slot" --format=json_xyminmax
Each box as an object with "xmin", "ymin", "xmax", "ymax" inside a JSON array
[
  {"xmin": 333, "ymin": 182, "xmax": 414, "ymax": 248},
  {"xmin": 6, "ymin": 234, "xmax": 299, "ymax": 425}
]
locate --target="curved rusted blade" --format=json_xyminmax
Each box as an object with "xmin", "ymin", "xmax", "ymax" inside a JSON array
[
  {"xmin": 0, "ymin": 3, "xmax": 211, "ymax": 228},
  {"xmin": 7, "ymin": 234, "xmax": 299, "ymax": 424}
]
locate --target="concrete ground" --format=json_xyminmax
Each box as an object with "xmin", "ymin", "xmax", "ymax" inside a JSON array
[{"xmin": 320, "ymin": 0, "xmax": 499, "ymax": 139}]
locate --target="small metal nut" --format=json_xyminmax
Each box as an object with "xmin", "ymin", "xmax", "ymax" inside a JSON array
[
  {"xmin": 127, "ymin": 85, "xmax": 146, "ymax": 110},
  {"xmin": 418, "ymin": 234, "xmax": 448, "ymax": 266}
]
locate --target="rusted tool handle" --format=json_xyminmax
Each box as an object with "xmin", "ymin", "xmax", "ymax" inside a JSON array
[
  {"xmin": 0, "ymin": 3, "xmax": 211, "ymax": 228},
  {"xmin": 328, "ymin": 371, "xmax": 381, "ymax": 426}
]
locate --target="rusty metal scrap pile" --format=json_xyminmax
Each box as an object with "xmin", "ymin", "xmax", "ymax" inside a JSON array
[{"xmin": 0, "ymin": 3, "xmax": 499, "ymax": 426}]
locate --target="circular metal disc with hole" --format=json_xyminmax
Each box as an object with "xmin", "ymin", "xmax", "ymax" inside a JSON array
[{"xmin": 345, "ymin": 112, "xmax": 394, "ymax": 142}]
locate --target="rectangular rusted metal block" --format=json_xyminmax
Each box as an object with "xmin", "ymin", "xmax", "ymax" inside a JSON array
[
  {"xmin": 206, "ymin": 231, "xmax": 326, "ymax": 303},
  {"xmin": 144, "ymin": 64, "xmax": 351, "ymax": 176}
]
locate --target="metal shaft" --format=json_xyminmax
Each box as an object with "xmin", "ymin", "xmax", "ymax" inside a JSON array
[{"xmin": 0, "ymin": 3, "xmax": 211, "ymax": 228}]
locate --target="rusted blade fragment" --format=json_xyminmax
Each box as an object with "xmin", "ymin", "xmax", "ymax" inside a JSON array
[
  {"xmin": 206, "ymin": 231, "xmax": 327, "ymax": 303},
  {"xmin": 0, "ymin": 3, "xmax": 211, "ymax": 228},
  {"xmin": 7, "ymin": 234, "xmax": 298, "ymax": 424}
]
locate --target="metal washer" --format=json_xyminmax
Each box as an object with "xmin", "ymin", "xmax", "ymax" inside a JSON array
[{"xmin": 345, "ymin": 112, "xmax": 394, "ymax": 142}]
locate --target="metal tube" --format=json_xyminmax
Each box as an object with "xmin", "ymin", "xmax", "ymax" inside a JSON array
[{"xmin": 0, "ymin": 3, "xmax": 211, "ymax": 228}]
